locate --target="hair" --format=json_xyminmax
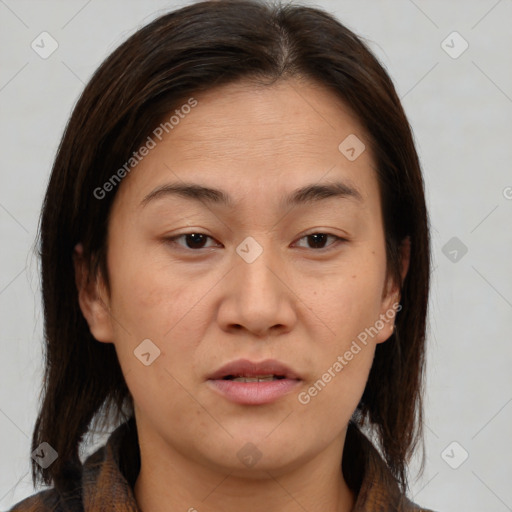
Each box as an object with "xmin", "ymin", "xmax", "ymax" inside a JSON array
[{"xmin": 32, "ymin": 0, "xmax": 430, "ymax": 496}]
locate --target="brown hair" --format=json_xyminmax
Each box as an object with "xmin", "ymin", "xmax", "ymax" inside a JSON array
[{"xmin": 33, "ymin": 0, "xmax": 430, "ymax": 495}]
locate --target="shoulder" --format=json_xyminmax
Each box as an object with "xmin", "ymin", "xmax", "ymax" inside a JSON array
[
  {"xmin": 7, "ymin": 420, "xmax": 137, "ymax": 512},
  {"xmin": 7, "ymin": 488, "xmax": 60, "ymax": 511},
  {"xmin": 8, "ymin": 487, "xmax": 86, "ymax": 512},
  {"xmin": 401, "ymin": 495, "xmax": 438, "ymax": 511}
]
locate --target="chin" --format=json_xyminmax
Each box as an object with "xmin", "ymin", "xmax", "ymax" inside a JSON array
[{"xmin": 198, "ymin": 434, "xmax": 309, "ymax": 477}]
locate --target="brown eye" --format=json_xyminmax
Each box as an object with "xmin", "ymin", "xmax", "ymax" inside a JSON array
[
  {"xmin": 183, "ymin": 233, "xmax": 208, "ymax": 249},
  {"xmin": 295, "ymin": 232, "xmax": 345, "ymax": 250},
  {"xmin": 167, "ymin": 233, "xmax": 219, "ymax": 250},
  {"xmin": 307, "ymin": 233, "xmax": 329, "ymax": 249}
]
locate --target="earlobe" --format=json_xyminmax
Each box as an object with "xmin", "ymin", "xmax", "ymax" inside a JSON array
[
  {"xmin": 375, "ymin": 292, "xmax": 401, "ymax": 344},
  {"xmin": 73, "ymin": 243, "xmax": 114, "ymax": 343},
  {"xmin": 376, "ymin": 236, "xmax": 411, "ymax": 344}
]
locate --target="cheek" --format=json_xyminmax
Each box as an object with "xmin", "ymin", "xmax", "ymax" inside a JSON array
[
  {"xmin": 106, "ymin": 256, "xmax": 205, "ymax": 416},
  {"xmin": 308, "ymin": 253, "xmax": 386, "ymax": 340},
  {"xmin": 105, "ymin": 246, "xmax": 219, "ymax": 384},
  {"xmin": 109, "ymin": 264, "xmax": 169, "ymax": 334},
  {"xmin": 295, "ymin": 339, "xmax": 375, "ymax": 447},
  {"xmin": 297, "ymin": 252, "xmax": 385, "ymax": 411},
  {"xmin": 106, "ymin": 238, "xmax": 197, "ymax": 336}
]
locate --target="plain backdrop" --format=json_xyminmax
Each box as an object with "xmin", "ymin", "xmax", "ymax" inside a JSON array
[{"xmin": 1, "ymin": 1, "xmax": 511, "ymax": 511}]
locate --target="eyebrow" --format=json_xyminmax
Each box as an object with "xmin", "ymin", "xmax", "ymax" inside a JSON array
[{"xmin": 140, "ymin": 180, "xmax": 363, "ymax": 209}]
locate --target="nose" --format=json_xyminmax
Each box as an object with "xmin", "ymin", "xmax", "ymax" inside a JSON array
[{"xmin": 216, "ymin": 240, "xmax": 297, "ymax": 337}]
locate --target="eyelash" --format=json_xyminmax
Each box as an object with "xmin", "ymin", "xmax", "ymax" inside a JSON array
[{"xmin": 165, "ymin": 232, "xmax": 347, "ymax": 252}]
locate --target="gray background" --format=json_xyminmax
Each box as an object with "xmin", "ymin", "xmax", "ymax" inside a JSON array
[{"xmin": 1, "ymin": 1, "xmax": 511, "ymax": 510}]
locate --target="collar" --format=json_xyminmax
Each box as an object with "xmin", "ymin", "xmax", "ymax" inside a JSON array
[
  {"xmin": 14, "ymin": 417, "xmax": 430, "ymax": 512},
  {"xmin": 81, "ymin": 417, "xmax": 425, "ymax": 511}
]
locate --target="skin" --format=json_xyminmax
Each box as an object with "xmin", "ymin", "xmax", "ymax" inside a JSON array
[{"xmin": 75, "ymin": 77, "xmax": 409, "ymax": 512}]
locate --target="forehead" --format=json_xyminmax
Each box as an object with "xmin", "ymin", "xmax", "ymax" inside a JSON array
[
  {"xmin": 170, "ymin": 78, "xmax": 367, "ymax": 159},
  {"xmin": 114, "ymin": 77, "xmax": 378, "ymax": 210}
]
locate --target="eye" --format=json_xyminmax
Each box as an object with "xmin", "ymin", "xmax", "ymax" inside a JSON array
[
  {"xmin": 166, "ymin": 232, "xmax": 220, "ymax": 250},
  {"xmin": 165, "ymin": 231, "xmax": 346, "ymax": 252},
  {"xmin": 294, "ymin": 232, "xmax": 346, "ymax": 250}
]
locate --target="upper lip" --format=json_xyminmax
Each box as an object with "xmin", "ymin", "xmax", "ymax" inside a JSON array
[{"xmin": 208, "ymin": 358, "xmax": 301, "ymax": 380}]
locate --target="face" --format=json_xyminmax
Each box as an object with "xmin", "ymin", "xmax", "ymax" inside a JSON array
[{"xmin": 76, "ymin": 78, "xmax": 407, "ymax": 477}]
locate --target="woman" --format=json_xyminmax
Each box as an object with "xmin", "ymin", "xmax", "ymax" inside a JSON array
[{"xmin": 9, "ymin": 0, "xmax": 434, "ymax": 510}]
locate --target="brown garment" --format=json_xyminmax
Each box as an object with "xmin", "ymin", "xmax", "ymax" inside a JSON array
[{"xmin": 8, "ymin": 418, "xmax": 435, "ymax": 512}]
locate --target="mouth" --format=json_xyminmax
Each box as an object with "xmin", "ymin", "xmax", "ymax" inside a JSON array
[
  {"xmin": 221, "ymin": 374, "xmax": 287, "ymax": 382},
  {"xmin": 207, "ymin": 359, "xmax": 302, "ymax": 405},
  {"xmin": 207, "ymin": 358, "xmax": 301, "ymax": 381}
]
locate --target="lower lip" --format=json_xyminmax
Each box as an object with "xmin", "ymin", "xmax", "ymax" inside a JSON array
[{"xmin": 207, "ymin": 378, "xmax": 301, "ymax": 405}]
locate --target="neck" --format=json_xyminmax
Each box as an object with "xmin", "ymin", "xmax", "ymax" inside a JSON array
[{"xmin": 133, "ymin": 430, "xmax": 355, "ymax": 512}]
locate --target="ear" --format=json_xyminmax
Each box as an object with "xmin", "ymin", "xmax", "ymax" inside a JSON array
[
  {"xmin": 73, "ymin": 243, "xmax": 114, "ymax": 343},
  {"xmin": 375, "ymin": 236, "xmax": 410, "ymax": 344}
]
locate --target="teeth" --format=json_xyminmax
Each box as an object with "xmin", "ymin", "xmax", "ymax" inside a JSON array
[{"xmin": 231, "ymin": 375, "xmax": 278, "ymax": 382}]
